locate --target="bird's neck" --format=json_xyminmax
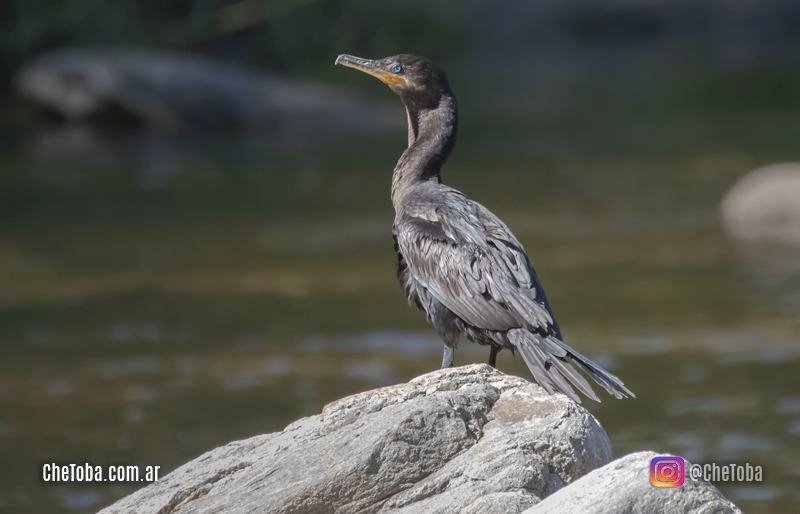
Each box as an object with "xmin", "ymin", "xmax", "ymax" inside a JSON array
[{"xmin": 391, "ymin": 92, "xmax": 457, "ymax": 208}]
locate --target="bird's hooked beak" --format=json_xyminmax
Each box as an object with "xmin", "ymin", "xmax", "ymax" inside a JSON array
[{"xmin": 335, "ymin": 54, "xmax": 405, "ymax": 86}]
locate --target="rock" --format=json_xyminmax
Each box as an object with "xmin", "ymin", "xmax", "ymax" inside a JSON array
[
  {"xmin": 525, "ymin": 451, "xmax": 741, "ymax": 514},
  {"xmin": 98, "ymin": 364, "xmax": 612, "ymax": 514},
  {"xmin": 99, "ymin": 365, "xmax": 743, "ymax": 514},
  {"xmin": 721, "ymin": 163, "xmax": 800, "ymax": 245},
  {"xmin": 15, "ymin": 48, "xmax": 398, "ymax": 134}
]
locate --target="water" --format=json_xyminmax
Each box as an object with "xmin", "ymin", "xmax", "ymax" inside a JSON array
[{"xmin": 2, "ymin": 64, "xmax": 800, "ymax": 513}]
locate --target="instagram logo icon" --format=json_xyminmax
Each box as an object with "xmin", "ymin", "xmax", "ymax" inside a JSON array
[{"xmin": 650, "ymin": 456, "xmax": 685, "ymax": 487}]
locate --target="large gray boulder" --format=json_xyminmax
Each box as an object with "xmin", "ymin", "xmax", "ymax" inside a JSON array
[
  {"xmin": 99, "ymin": 364, "xmax": 611, "ymax": 513},
  {"xmin": 525, "ymin": 451, "xmax": 741, "ymax": 514},
  {"xmin": 98, "ymin": 365, "xmax": 741, "ymax": 513},
  {"xmin": 721, "ymin": 163, "xmax": 800, "ymax": 245},
  {"xmin": 15, "ymin": 48, "xmax": 398, "ymax": 134}
]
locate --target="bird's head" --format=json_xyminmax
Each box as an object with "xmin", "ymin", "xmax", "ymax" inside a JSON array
[{"xmin": 335, "ymin": 53, "xmax": 451, "ymax": 109}]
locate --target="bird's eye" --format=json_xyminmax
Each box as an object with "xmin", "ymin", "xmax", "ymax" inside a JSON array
[{"xmin": 391, "ymin": 64, "xmax": 403, "ymax": 74}]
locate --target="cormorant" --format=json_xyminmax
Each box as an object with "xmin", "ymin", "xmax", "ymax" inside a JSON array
[{"xmin": 335, "ymin": 53, "xmax": 634, "ymax": 402}]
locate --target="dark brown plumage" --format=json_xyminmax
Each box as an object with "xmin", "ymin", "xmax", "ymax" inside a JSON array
[{"xmin": 336, "ymin": 53, "xmax": 634, "ymax": 402}]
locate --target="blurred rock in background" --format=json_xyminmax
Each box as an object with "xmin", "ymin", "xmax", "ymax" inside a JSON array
[
  {"xmin": 721, "ymin": 163, "xmax": 800, "ymax": 246},
  {"xmin": 14, "ymin": 48, "xmax": 398, "ymax": 134}
]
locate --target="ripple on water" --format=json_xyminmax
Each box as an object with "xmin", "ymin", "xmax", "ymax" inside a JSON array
[
  {"xmin": 221, "ymin": 369, "xmax": 260, "ymax": 391},
  {"xmin": 620, "ymin": 333, "xmax": 670, "ymax": 355},
  {"xmin": 729, "ymin": 485, "xmax": 780, "ymax": 502},
  {"xmin": 666, "ymin": 432, "xmax": 707, "ymax": 462},
  {"xmin": 124, "ymin": 406, "xmax": 147, "ymax": 424},
  {"xmin": 718, "ymin": 432, "xmax": 774, "ymax": 458},
  {"xmin": 56, "ymin": 489, "xmax": 104, "ymax": 511},
  {"xmin": 786, "ymin": 419, "xmax": 800, "ymax": 436},
  {"xmin": 176, "ymin": 356, "xmax": 200, "ymax": 375},
  {"xmin": 342, "ymin": 361, "xmax": 397, "ymax": 385},
  {"xmin": 667, "ymin": 395, "xmax": 739, "ymax": 416},
  {"xmin": 107, "ymin": 323, "xmax": 163, "ymax": 344},
  {"xmin": 262, "ymin": 355, "xmax": 293, "ymax": 376},
  {"xmin": 774, "ymin": 396, "xmax": 800, "ymax": 414},
  {"xmin": 303, "ymin": 331, "xmax": 440, "ymax": 357},
  {"xmin": 125, "ymin": 383, "xmax": 156, "ymax": 402},
  {"xmin": 26, "ymin": 327, "xmax": 53, "ymax": 347},
  {"xmin": 45, "ymin": 378, "xmax": 73, "ymax": 397},
  {"xmin": 678, "ymin": 364, "xmax": 709, "ymax": 383},
  {"xmin": 97, "ymin": 357, "xmax": 161, "ymax": 378}
]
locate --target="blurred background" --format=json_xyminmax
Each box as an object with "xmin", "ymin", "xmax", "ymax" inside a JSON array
[{"xmin": 2, "ymin": 1, "xmax": 800, "ymax": 512}]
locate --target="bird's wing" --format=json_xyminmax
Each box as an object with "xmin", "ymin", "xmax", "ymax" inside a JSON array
[
  {"xmin": 395, "ymin": 188, "xmax": 635, "ymax": 402},
  {"xmin": 394, "ymin": 190, "xmax": 555, "ymax": 333}
]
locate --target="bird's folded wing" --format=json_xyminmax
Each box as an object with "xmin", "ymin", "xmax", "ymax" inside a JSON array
[{"xmin": 395, "ymin": 196, "xmax": 555, "ymax": 333}]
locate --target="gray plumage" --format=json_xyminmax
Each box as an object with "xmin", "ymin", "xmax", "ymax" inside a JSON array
[{"xmin": 336, "ymin": 53, "xmax": 634, "ymax": 402}]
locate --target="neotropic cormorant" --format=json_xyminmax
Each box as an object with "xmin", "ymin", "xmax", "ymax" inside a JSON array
[{"xmin": 335, "ymin": 53, "xmax": 634, "ymax": 402}]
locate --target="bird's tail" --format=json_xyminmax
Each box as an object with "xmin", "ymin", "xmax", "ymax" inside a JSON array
[{"xmin": 507, "ymin": 328, "xmax": 635, "ymax": 403}]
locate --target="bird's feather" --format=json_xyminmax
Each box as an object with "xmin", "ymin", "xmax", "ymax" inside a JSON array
[
  {"xmin": 394, "ymin": 184, "xmax": 634, "ymax": 401},
  {"xmin": 395, "ymin": 187, "xmax": 554, "ymax": 333}
]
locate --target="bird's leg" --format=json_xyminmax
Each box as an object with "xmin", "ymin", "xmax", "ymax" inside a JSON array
[
  {"xmin": 441, "ymin": 345, "xmax": 454, "ymax": 368},
  {"xmin": 488, "ymin": 346, "xmax": 499, "ymax": 367}
]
